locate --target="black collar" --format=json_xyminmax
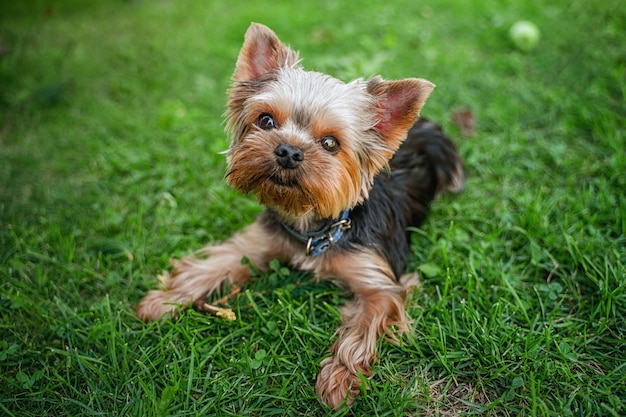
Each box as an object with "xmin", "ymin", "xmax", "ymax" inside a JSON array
[{"xmin": 280, "ymin": 210, "xmax": 352, "ymax": 256}]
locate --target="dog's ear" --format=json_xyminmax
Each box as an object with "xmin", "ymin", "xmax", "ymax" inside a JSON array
[
  {"xmin": 233, "ymin": 23, "xmax": 300, "ymax": 82},
  {"xmin": 367, "ymin": 77, "xmax": 435, "ymax": 150}
]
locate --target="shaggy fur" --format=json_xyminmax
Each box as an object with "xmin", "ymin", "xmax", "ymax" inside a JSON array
[{"xmin": 136, "ymin": 23, "xmax": 463, "ymax": 408}]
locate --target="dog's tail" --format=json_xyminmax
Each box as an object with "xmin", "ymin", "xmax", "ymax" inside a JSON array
[{"xmin": 393, "ymin": 117, "xmax": 465, "ymax": 197}]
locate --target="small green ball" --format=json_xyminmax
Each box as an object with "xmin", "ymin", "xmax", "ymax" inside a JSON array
[{"xmin": 508, "ymin": 21, "xmax": 541, "ymax": 52}]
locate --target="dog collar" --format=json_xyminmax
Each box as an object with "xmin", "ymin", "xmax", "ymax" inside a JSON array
[{"xmin": 280, "ymin": 210, "xmax": 352, "ymax": 256}]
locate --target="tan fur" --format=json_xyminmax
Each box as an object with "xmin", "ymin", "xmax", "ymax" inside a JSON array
[
  {"xmin": 136, "ymin": 221, "xmax": 283, "ymax": 321},
  {"xmin": 313, "ymin": 250, "xmax": 415, "ymax": 406},
  {"xmin": 136, "ymin": 222, "xmax": 417, "ymax": 408},
  {"xmin": 137, "ymin": 23, "xmax": 436, "ymax": 408}
]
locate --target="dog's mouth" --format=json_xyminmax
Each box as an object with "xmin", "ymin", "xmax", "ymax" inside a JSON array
[
  {"xmin": 268, "ymin": 172, "xmax": 300, "ymax": 188},
  {"xmin": 253, "ymin": 173, "xmax": 314, "ymax": 218},
  {"xmin": 269, "ymin": 176, "xmax": 297, "ymax": 188},
  {"xmin": 227, "ymin": 160, "xmax": 314, "ymax": 216}
]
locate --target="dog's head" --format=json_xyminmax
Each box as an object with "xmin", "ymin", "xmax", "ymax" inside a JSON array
[{"xmin": 225, "ymin": 23, "xmax": 434, "ymax": 221}]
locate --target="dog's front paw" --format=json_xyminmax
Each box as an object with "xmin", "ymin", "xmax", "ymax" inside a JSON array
[
  {"xmin": 315, "ymin": 356, "xmax": 368, "ymax": 408},
  {"xmin": 136, "ymin": 290, "xmax": 182, "ymax": 322}
]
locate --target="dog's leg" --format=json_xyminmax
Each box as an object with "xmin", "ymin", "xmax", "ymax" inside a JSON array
[
  {"xmin": 136, "ymin": 219, "xmax": 280, "ymax": 321},
  {"xmin": 314, "ymin": 249, "xmax": 417, "ymax": 408}
]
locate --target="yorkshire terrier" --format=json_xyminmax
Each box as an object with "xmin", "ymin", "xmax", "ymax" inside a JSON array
[{"xmin": 137, "ymin": 23, "xmax": 464, "ymax": 407}]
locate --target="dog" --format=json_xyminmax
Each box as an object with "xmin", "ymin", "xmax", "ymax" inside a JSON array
[{"xmin": 136, "ymin": 22, "xmax": 464, "ymax": 408}]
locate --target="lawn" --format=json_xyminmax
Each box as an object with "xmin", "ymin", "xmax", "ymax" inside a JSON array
[{"xmin": 1, "ymin": 0, "xmax": 624, "ymax": 415}]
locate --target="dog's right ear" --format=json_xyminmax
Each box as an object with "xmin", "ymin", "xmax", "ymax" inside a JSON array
[{"xmin": 233, "ymin": 23, "xmax": 301, "ymax": 82}]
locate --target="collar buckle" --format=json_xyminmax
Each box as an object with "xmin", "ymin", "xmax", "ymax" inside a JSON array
[{"xmin": 284, "ymin": 211, "xmax": 352, "ymax": 257}]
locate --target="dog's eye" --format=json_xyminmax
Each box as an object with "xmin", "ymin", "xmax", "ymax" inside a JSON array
[
  {"xmin": 257, "ymin": 113, "xmax": 277, "ymax": 130},
  {"xmin": 320, "ymin": 136, "xmax": 340, "ymax": 154}
]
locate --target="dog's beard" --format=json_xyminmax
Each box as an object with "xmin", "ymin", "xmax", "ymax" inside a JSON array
[{"xmin": 227, "ymin": 164, "xmax": 313, "ymax": 217}]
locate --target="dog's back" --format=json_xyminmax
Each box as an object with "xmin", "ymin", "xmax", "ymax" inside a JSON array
[
  {"xmin": 391, "ymin": 118, "xmax": 465, "ymax": 225},
  {"xmin": 344, "ymin": 118, "xmax": 464, "ymax": 278}
]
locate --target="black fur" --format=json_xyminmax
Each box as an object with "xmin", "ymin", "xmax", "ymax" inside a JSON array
[{"xmin": 341, "ymin": 118, "xmax": 462, "ymax": 278}]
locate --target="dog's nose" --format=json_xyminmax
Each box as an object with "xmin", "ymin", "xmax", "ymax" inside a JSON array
[{"xmin": 274, "ymin": 144, "xmax": 304, "ymax": 169}]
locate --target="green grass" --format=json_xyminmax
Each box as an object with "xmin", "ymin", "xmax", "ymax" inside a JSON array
[{"xmin": 1, "ymin": 0, "xmax": 624, "ymax": 415}]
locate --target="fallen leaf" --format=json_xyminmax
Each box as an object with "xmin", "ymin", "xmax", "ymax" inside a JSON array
[{"xmin": 451, "ymin": 107, "xmax": 476, "ymax": 137}]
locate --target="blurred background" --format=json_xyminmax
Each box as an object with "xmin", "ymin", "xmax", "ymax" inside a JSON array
[{"xmin": 1, "ymin": 1, "xmax": 624, "ymax": 415}]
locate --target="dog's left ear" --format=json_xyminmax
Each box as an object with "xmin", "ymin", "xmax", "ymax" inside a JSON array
[
  {"xmin": 233, "ymin": 23, "xmax": 300, "ymax": 82},
  {"xmin": 367, "ymin": 77, "xmax": 435, "ymax": 150}
]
